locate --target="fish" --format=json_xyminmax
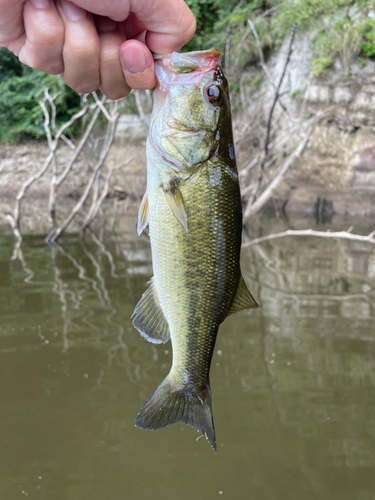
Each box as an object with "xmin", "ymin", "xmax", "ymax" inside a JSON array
[{"xmin": 132, "ymin": 49, "xmax": 258, "ymax": 451}]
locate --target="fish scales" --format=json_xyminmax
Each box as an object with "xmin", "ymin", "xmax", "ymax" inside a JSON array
[
  {"xmin": 132, "ymin": 49, "xmax": 258, "ymax": 451},
  {"xmin": 151, "ymin": 160, "xmax": 242, "ymax": 384}
]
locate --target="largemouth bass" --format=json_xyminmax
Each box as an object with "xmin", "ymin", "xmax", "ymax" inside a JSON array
[{"xmin": 132, "ymin": 49, "xmax": 258, "ymax": 451}]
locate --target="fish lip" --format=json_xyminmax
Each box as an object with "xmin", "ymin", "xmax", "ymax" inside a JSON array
[
  {"xmin": 153, "ymin": 49, "xmax": 221, "ymax": 60},
  {"xmin": 154, "ymin": 49, "xmax": 222, "ymax": 79}
]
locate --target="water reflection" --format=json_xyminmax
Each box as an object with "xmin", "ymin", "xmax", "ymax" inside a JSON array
[{"xmin": 0, "ymin": 219, "xmax": 375, "ymax": 499}]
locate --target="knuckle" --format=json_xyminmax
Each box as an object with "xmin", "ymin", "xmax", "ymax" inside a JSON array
[
  {"xmin": 182, "ymin": 17, "xmax": 196, "ymax": 42},
  {"xmin": 35, "ymin": 21, "xmax": 64, "ymax": 46},
  {"xmin": 27, "ymin": 54, "xmax": 63, "ymax": 75},
  {"xmin": 68, "ymin": 38, "xmax": 100, "ymax": 62}
]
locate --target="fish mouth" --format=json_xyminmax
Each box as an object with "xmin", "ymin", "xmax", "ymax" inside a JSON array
[{"xmin": 154, "ymin": 49, "xmax": 222, "ymax": 75}]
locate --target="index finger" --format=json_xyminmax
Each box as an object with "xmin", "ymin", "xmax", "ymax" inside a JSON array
[{"xmin": 132, "ymin": 0, "xmax": 196, "ymax": 54}]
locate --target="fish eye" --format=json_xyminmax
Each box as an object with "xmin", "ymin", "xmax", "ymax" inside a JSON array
[{"xmin": 206, "ymin": 85, "xmax": 221, "ymax": 103}]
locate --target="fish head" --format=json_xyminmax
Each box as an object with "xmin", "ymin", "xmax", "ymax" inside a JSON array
[{"xmin": 151, "ymin": 49, "xmax": 231, "ymax": 174}]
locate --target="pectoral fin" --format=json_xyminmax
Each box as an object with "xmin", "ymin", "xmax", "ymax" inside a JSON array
[
  {"xmin": 163, "ymin": 186, "xmax": 188, "ymax": 233},
  {"xmin": 228, "ymin": 275, "xmax": 258, "ymax": 316},
  {"xmin": 137, "ymin": 190, "xmax": 149, "ymax": 236},
  {"xmin": 132, "ymin": 277, "xmax": 170, "ymax": 344}
]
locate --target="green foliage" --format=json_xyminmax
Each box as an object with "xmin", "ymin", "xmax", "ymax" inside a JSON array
[
  {"xmin": 0, "ymin": 48, "xmax": 81, "ymax": 142},
  {"xmin": 184, "ymin": 0, "xmax": 219, "ymax": 50},
  {"xmin": 1, "ymin": 1, "xmax": 375, "ymax": 142},
  {"xmin": 185, "ymin": 0, "xmax": 375, "ymax": 78},
  {"xmin": 0, "ymin": 47, "xmax": 22, "ymax": 80},
  {"xmin": 360, "ymin": 20, "xmax": 375, "ymax": 56},
  {"xmin": 311, "ymin": 15, "xmax": 375, "ymax": 76},
  {"xmin": 361, "ymin": 40, "xmax": 375, "ymax": 56}
]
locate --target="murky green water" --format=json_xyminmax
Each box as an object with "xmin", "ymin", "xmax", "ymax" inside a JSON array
[{"xmin": 1, "ymin": 218, "xmax": 375, "ymax": 500}]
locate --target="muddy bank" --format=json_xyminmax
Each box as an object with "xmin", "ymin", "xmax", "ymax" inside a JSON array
[
  {"xmin": 0, "ymin": 135, "xmax": 147, "ymax": 236},
  {"xmin": 0, "ymin": 139, "xmax": 146, "ymax": 200},
  {"xmin": 1, "ymin": 60, "xmax": 375, "ymax": 227}
]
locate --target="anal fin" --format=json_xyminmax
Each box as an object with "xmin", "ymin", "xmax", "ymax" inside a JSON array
[
  {"xmin": 132, "ymin": 277, "xmax": 170, "ymax": 344},
  {"xmin": 228, "ymin": 275, "xmax": 258, "ymax": 316},
  {"xmin": 137, "ymin": 190, "xmax": 149, "ymax": 235}
]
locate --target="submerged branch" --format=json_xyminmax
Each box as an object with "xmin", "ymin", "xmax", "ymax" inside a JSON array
[{"xmin": 243, "ymin": 228, "xmax": 375, "ymax": 248}]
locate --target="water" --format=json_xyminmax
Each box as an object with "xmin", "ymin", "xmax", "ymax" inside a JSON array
[{"xmin": 1, "ymin": 217, "xmax": 375, "ymax": 500}]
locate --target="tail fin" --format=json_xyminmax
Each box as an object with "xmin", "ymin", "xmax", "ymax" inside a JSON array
[{"xmin": 135, "ymin": 376, "xmax": 216, "ymax": 452}]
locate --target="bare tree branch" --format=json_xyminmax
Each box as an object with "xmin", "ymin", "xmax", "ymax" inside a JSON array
[
  {"xmin": 263, "ymin": 25, "xmax": 296, "ymax": 157},
  {"xmin": 245, "ymin": 24, "xmax": 297, "ymax": 207},
  {"xmin": 244, "ymin": 125, "xmax": 311, "ymax": 220},
  {"xmin": 92, "ymin": 91, "xmax": 118, "ymax": 122},
  {"xmin": 55, "ymin": 100, "xmax": 103, "ymax": 187},
  {"xmin": 134, "ymin": 90, "xmax": 145, "ymax": 121},
  {"xmin": 48, "ymin": 102, "xmax": 119, "ymax": 242},
  {"xmin": 80, "ymin": 157, "xmax": 134, "ymax": 237},
  {"xmin": 247, "ymin": 19, "xmax": 302, "ymax": 138},
  {"xmin": 6, "ymin": 152, "xmax": 54, "ymax": 240},
  {"xmin": 39, "ymin": 93, "xmax": 92, "ymax": 234}
]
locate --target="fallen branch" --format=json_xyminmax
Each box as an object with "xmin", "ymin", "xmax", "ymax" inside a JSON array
[
  {"xmin": 243, "ymin": 125, "xmax": 312, "ymax": 220},
  {"xmin": 243, "ymin": 228, "xmax": 375, "ymax": 248}
]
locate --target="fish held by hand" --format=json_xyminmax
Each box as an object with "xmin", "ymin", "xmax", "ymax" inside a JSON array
[{"xmin": 132, "ymin": 48, "xmax": 258, "ymax": 451}]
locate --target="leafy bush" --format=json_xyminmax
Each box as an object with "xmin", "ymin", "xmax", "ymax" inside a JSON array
[{"xmin": 0, "ymin": 48, "xmax": 80, "ymax": 142}]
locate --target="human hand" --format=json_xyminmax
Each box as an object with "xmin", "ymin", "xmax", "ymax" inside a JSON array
[{"xmin": 0, "ymin": 0, "xmax": 196, "ymax": 99}]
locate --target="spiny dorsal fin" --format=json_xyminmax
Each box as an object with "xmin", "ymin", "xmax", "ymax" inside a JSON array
[
  {"xmin": 163, "ymin": 186, "xmax": 188, "ymax": 233},
  {"xmin": 227, "ymin": 275, "xmax": 258, "ymax": 316},
  {"xmin": 132, "ymin": 277, "xmax": 170, "ymax": 344},
  {"xmin": 137, "ymin": 190, "xmax": 149, "ymax": 235}
]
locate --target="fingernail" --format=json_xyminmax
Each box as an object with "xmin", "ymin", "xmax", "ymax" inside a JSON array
[
  {"xmin": 29, "ymin": 0, "xmax": 50, "ymax": 8},
  {"xmin": 120, "ymin": 49, "xmax": 149, "ymax": 74},
  {"xmin": 61, "ymin": 0, "xmax": 86, "ymax": 21},
  {"xmin": 96, "ymin": 17, "xmax": 117, "ymax": 33},
  {"xmin": 122, "ymin": 66, "xmax": 156, "ymax": 91}
]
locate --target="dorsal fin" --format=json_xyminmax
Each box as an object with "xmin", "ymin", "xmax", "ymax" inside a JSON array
[
  {"xmin": 163, "ymin": 186, "xmax": 188, "ymax": 233},
  {"xmin": 132, "ymin": 278, "xmax": 170, "ymax": 344},
  {"xmin": 137, "ymin": 190, "xmax": 149, "ymax": 235},
  {"xmin": 227, "ymin": 275, "xmax": 258, "ymax": 316}
]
